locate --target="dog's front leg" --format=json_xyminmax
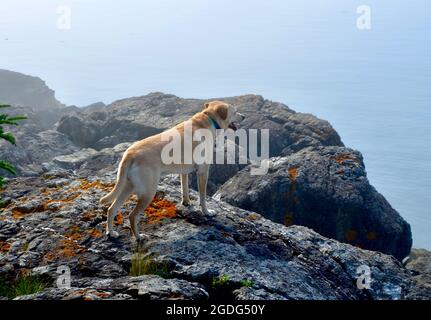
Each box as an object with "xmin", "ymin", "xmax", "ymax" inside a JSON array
[
  {"xmin": 180, "ymin": 174, "xmax": 191, "ymax": 206},
  {"xmin": 197, "ymin": 165, "xmax": 209, "ymax": 215}
]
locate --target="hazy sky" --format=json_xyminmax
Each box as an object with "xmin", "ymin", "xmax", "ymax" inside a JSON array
[{"xmin": 1, "ymin": 0, "xmax": 430, "ymax": 106}]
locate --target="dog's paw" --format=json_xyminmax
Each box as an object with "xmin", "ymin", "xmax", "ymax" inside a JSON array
[
  {"xmin": 106, "ymin": 230, "xmax": 119, "ymax": 238},
  {"xmin": 181, "ymin": 199, "xmax": 191, "ymax": 206}
]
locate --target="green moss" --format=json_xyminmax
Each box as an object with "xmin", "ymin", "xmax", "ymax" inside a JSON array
[{"xmin": 0, "ymin": 273, "xmax": 47, "ymax": 299}]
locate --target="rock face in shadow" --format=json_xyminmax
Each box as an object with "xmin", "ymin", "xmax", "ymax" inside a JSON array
[
  {"xmin": 0, "ymin": 171, "xmax": 423, "ymax": 300},
  {"xmin": 214, "ymin": 146, "xmax": 412, "ymax": 261},
  {"xmin": 0, "ymin": 69, "xmax": 63, "ymax": 110}
]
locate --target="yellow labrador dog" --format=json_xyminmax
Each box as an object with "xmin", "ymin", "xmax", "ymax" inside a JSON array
[{"xmin": 100, "ymin": 101, "xmax": 242, "ymax": 240}]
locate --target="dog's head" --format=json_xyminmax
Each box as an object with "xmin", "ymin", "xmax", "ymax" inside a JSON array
[{"xmin": 203, "ymin": 101, "xmax": 244, "ymax": 130}]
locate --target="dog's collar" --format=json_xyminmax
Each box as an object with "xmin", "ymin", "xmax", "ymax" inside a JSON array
[{"xmin": 208, "ymin": 116, "xmax": 221, "ymax": 130}]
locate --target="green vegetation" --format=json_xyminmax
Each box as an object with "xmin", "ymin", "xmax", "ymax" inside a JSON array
[
  {"xmin": 212, "ymin": 275, "xmax": 254, "ymax": 289},
  {"xmin": 239, "ymin": 279, "xmax": 254, "ymax": 288},
  {"xmin": 0, "ymin": 273, "xmax": 47, "ymax": 299},
  {"xmin": 129, "ymin": 251, "xmax": 170, "ymax": 278},
  {"xmin": 0, "ymin": 104, "xmax": 26, "ymax": 206},
  {"xmin": 211, "ymin": 274, "xmax": 231, "ymax": 288}
]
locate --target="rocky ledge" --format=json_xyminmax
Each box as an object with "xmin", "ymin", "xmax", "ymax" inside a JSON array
[
  {"xmin": 0, "ymin": 92, "xmax": 413, "ymax": 257},
  {"xmin": 0, "ymin": 171, "xmax": 427, "ymax": 300},
  {"xmin": 215, "ymin": 146, "xmax": 412, "ymax": 260},
  {"xmin": 0, "ymin": 82, "xmax": 424, "ymax": 300}
]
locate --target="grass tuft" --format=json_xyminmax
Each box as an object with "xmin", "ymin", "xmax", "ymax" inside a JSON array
[
  {"xmin": 0, "ymin": 273, "xmax": 47, "ymax": 299},
  {"xmin": 129, "ymin": 252, "xmax": 170, "ymax": 278}
]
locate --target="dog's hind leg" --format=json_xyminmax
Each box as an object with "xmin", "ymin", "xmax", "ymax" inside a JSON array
[
  {"xmin": 129, "ymin": 194, "xmax": 154, "ymax": 241},
  {"xmin": 129, "ymin": 167, "xmax": 159, "ymax": 241},
  {"xmin": 106, "ymin": 183, "xmax": 132, "ymax": 238}
]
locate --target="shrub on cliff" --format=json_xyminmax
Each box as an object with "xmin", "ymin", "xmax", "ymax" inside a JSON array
[{"xmin": 0, "ymin": 104, "xmax": 26, "ymax": 205}]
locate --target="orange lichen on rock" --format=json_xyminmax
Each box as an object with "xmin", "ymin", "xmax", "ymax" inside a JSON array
[
  {"xmin": 0, "ymin": 241, "xmax": 11, "ymax": 253},
  {"xmin": 94, "ymin": 292, "xmax": 111, "ymax": 299},
  {"xmin": 78, "ymin": 179, "xmax": 114, "ymax": 192},
  {"xmin": 41, "ymin": 186, "xmax": 62, "ymax": 197},
  {"xmin": 44, "ymin": 238, "xmax": 85, "ymax": 262},
  {"xmin": 44, "ymin": 193, "xmax": 80, "ymax": 206},
  {"xmin": 332, "ymin": 154, "xmax": 357, "ymax": 165},
  {"xmin": 65, "ymin": 226, "xmax": 82, "ymax": 241},
  {"xmin": 345, "ymin": 229, "xmax": 358, "ymax": 242},
  {"xmin": 145, "ymin": 197, "xmax": 177, "ymax": 224},
  {"xmin": 88, "ymin": 228, "xmax": 102, "ymax": 239},
  {"xmin": 11, "ymin": 209, "xmax": 26, "ymax": 219},
  {"xmin": 115, "ymin": 213, "xmax": 124, "ymax": 225},
  {"xmin": 246, "ymin": 213, "xmax": 259, "ymax": 221},
  {"xmin": 81, "ymin": 211, "xmax": 95, "ymax": 222},
  {"xmin": 288, "ymin": 167, "xmax": 298, "ymax": 181},
  {"xmin": 10, "ymin": 196, "xmax": 77, "ymax": 219}
]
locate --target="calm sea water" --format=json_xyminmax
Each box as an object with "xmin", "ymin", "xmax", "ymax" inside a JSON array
[{"xmin": 1, "ymin": 1, "xmax": 430, "ymax": 248}]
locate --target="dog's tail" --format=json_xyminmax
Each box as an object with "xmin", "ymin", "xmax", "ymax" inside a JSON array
[{"xmin": 99, "ymin": 154, "xmax": 132, "ymax": 206}]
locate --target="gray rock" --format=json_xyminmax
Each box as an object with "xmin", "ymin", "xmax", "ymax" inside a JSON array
[
  {"xmin": 404, "ymin": 249, "xmax": 431, "ymax": 299},
  {"xmin": 52, "ymin": 148, "xmax": 100, "ymax": 170},
  {"xmin": 57, "ymin": 93, "xmax": 342, "ymax": 154},
  {"xmin": 214, "ymin": 146, "xmax": 412, "ymax": 261},
  {"xmin": 15, "ymin": 275, "xmax": 207, "ymax": 300},
  {"xmin": 0, "ymin": 69, "xmax": 64, "ymax": 110},
  {"xmin": 43, "ymin": 143, "xmax": 132, "ymax": 177},
  {"xmin": 0, "ymin": 128, "xmax": 79, "ymax": 176},
  {"xmin": 0, "ymin": 171, "xmax": 423, "ymax": 300},
  {"xmin": 0, "ymin": 102, "xmax": 80, "ymax": 177},
  {"xmin": 3, "ymin": 91, "xmax": 343, "ymax": 193},
  {"xmin": 56, "ymin": 93, "xmax": 343, "ymax": 189}
]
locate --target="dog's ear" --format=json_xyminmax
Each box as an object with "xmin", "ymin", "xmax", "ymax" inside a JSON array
[
  {"xmin": 203, "ymin": 102, "xmax": 210, "ymax": 109},
  {"xmin": 216, "ymin": 104, "xmax": 228, "ymax": 120}
]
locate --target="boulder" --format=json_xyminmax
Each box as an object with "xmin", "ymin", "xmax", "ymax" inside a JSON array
[
  {"xmin": 39, "ymin": 142, "xmax": 130, "ymax": 176},
  {"xmin": 214, "ymin": 146, "xmax": 412, "ymax": 261},
  {"xmin": 57, "ymin": 93, "xmax": 342, "ymax": 155}
]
